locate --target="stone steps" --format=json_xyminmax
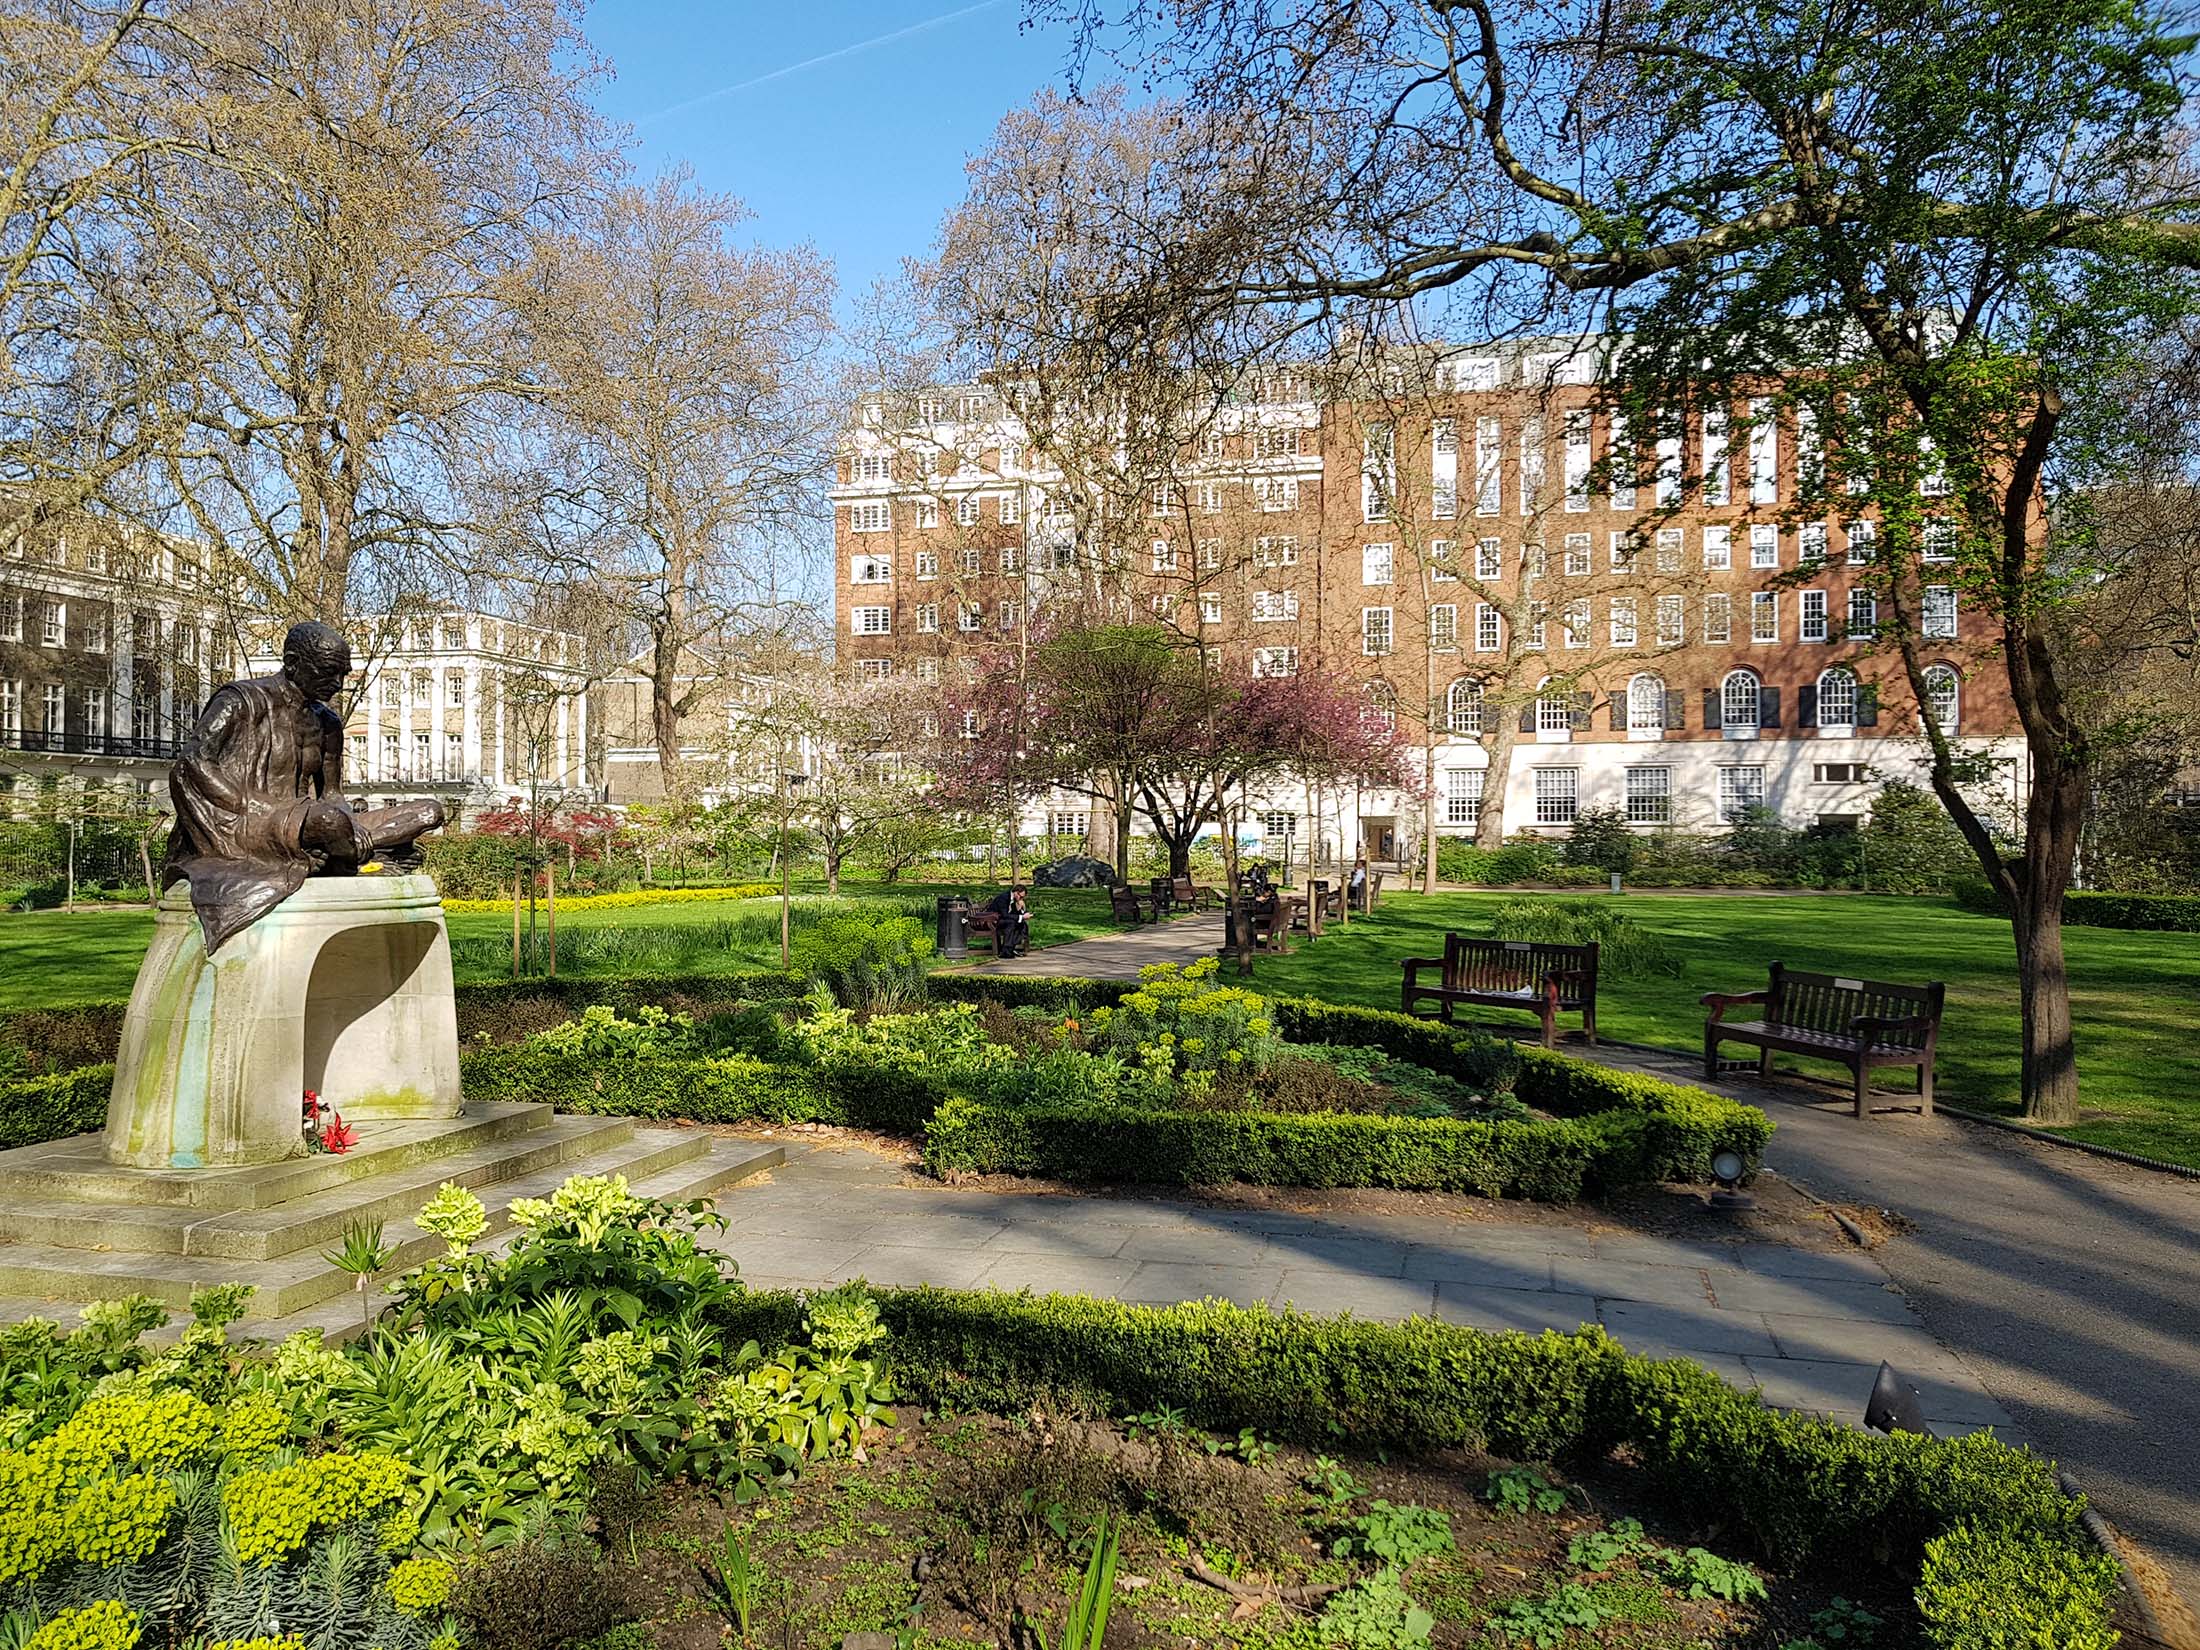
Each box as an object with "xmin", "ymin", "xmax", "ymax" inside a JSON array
[
  {"xmin": 0, "ymin": 1127, "xmax": 784, "ymax": 1321},
  {"xmin": 4, "ymin": 1113, "xmax": 644, "ymax": 1261},
  {"xmin": 0, "ymin": 1102, "xmax": 558, "ymax": 1210}
]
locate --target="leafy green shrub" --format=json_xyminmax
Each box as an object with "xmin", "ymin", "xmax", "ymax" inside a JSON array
[
  {"xmin": 1913, "ymin": 1522, "xmax": 2120, "ymax": 1650},
  {"xmin": 1267, "ymin": 1044, "xmax": 1526, "ymax": 1121},
  {"xmin": 1487, "ymin": 898, "xmax": 1683, "ymax": 979},
  {"xmin": 1563, "ymin": 809, "xmax": 1639, "ymax": 873},
  {"xmin": 1088, "ymin": 959, "xmax": 1280, "ymax": 1102},
  {"xmin": 1334, "ymin": 1501, "xmax": 1455, "ymax": 1566},
  {"xmin": 1860, "ymin": 782, "xmax": 1980, "ymax": 895},
  {"xmin": 788, "ymin": 914, "xmax": 935, "ymax": 1012}
]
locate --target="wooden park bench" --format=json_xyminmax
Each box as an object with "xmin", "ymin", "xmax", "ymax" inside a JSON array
[
  {"xmin": 964, "ymin": 905, "xmax": 1003, "ymax": 955},
  {"xmin": 1702, "ymin": 962, "xmax": 1945, "ymax": 1118},
  {"xmin": 1399, "ymin": 934, "xmax": 1598, "ymax": 1048},
  {"xmin": 1109, "ymin": 883, "xmax": 1155, "ymax": 925},
  {"xmin": 1170, "ymin": 874, "xmax": 1222, "ymax": 911}
]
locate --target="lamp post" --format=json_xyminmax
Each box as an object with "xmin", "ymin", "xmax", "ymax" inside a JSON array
[{"xmin": 779, "ymin": 770, "xmax": 807, "ymax": 970}]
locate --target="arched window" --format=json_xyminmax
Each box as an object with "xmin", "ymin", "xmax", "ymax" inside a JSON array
[
  {"xmin": 1816, "ymin": 666, "xmax": 1859, "ymax": 729},
  {"xmin": 1536, "ymin": 677, "xmax": 1574, "ymax": 734},
  {"xmin": 1627, "ymin": 672, "xmax": 1668, "ymax": 735},
  {"xmin": 1721, "ymin": 669, "xmax": 1761, "ymax": 732},
  {"xmin": 1446, "ymin": 677, "xmax": 1484, "ymax": 735},
  {"xmin": 1368, "ymin": 679, "xmax": 1398, "ymax": 734},
  {"xmin": 1922, "ymin": 665, "xmax": 1960, "ymax": 732}
]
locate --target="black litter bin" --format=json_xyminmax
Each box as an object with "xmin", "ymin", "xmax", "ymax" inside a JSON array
[{"xmin": 936, "ymin": 894, "xmax": 971, "ymax": 960}]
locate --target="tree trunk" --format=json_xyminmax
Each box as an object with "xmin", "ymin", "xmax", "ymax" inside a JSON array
[
  {"xmin": 1421, "ymin": 743, "xmax": 1438, "ymax": 894},
  {"xmin": 2012, "ymin": 893, "xmax": 2079, "ymax": 1123},
  {"xmin": 826, "ymin": 843, "xmax": 841, "ymax": 896},
  {"xmin": 1114, "ymin": 796, "xmax": 1134, "ymax": 884}
]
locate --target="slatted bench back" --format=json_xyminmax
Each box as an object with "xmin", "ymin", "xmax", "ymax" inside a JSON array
[
  {"xmin": 1443, "ymin": 936, "xmax": 1598, "ymax": 1004},
  {"xmin": 1768, "ymin": 963, "xmax": 1941, "ymax": 1048}
]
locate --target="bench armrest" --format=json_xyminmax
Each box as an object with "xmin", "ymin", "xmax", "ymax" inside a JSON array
[
  {"xmin": 1700, "ymin": 990, "xmax": 1769, "ymax": 1022},
  {"xmin": 1400, "ymin": 956, "xmax": 1444, "ymax": 987}
]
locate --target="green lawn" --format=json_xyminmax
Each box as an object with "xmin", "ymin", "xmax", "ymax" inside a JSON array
[
  {"xmin": 0, "ymin": 881, "xmax": 1133, "ymax": 1010},
  {"xmin": 1251, "ymin": 891, "xmax": 2200, "ymax": 1167}
]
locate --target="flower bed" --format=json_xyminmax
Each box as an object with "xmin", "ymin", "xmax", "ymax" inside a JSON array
[
  {"xmin": 437, "ymin": 882, "xmax": 778, "ymax": 915},
  {"xmin": 457, "ymin": 963, "xmax": 1772, "ymax": 1199},
  {"xmin": 0, "ymin": 1176, "xmax": 2118, "ymax": 1650}
]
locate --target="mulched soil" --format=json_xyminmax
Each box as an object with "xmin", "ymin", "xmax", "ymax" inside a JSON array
[{"xmin": 605, "ymin": 1411, "xmax": 1916, "ymax": 1650}]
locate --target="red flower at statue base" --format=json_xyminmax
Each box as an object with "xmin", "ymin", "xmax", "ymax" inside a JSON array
[{"xmin": 302, "ymin": 1088, "xmax": 354, "ymax": 1154}]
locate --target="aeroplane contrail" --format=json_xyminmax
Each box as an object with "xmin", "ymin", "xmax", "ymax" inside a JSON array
[{"xmin": 639, "ymin": 0, "xmax": 1012, "ymax": 124}]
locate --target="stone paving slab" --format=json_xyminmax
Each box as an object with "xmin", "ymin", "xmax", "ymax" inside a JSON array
[{"xmin": 704, "ymin": 1142, "xmax": 2020, "ymax": 1441}]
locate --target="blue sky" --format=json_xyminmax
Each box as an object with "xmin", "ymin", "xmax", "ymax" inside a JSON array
[{"xmin": 588, "ymin": 1, "xmax": 1080, "ymax": 313}]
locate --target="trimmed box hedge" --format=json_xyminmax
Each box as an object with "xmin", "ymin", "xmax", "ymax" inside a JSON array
[
  {"xmin": 0, "ymin": 1064, "xmax": 112, "ymax": 1151},
  {"xmin": 1952, "ymin": 874, "xmax": 2200, "ymax": 931},
  {"xmin": 708, "ymin": 1286, "xmax": 2113, "ymax": 1650},
  {"xmin": 0, "ymin": 968, "xmax": 813, "ymax": 1075}
]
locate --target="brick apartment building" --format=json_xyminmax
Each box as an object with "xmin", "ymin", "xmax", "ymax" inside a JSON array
[{"xmin": 841, "ymin": 346, "xmax": 2020, "ymax": 863}]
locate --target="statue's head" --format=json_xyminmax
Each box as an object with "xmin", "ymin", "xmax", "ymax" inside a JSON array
[{"xmin": 280, "ymin": 621, "xmax": 352, "ymax": 704}]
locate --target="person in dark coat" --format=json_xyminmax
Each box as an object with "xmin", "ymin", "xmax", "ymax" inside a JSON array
[{"xmin": 982, "ymin": 885, "xmax": 1031, "ymax": 957}]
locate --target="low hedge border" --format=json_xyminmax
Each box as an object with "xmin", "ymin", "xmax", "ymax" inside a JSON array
[
  {"xmin": 1952, "ymin": 875, "xmax": 2200, "ymax": 932},
  {"xmin": 707, "ymin": 1286, "xmax": 2112, "ymax": 1650},
  {"xmin": 0, "ymin": 1064, "xmax": 112, "ymax": 1151},
  {"xmin": 0, "ymin": 969, "xmax": 813, "ymax": 1076}
]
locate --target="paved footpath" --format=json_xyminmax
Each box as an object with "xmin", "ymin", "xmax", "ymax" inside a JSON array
[{"xmin": 710, "ymin": 1141, "xmax": 2018, "ymax": 1442}]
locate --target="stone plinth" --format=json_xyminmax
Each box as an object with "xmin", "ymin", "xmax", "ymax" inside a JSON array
[{"xmin": 104, "ymin": 874, "xmax": 462, "ymax": 1170}]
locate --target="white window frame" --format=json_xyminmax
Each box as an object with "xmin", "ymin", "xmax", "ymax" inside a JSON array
[
  {"xmin": 1430, "ymin": 418, "xmax": 1458, "ymax": 519},
  {"xmin": 1923, "ymin": 665, "xmax": 1961, "ymax": 732},
  {"xmin": 1703, "ymin": 525, "xmax": 1732, "ymax": 570},
  {"xmin": 913, "ymin": 497, "xmax": 940, "ymax": 529},
  {"xmin": 1609, "ymin": 412, "xmax": 1637, "ymax": 509},
  {"xmin": 1251, "ymin": 590, "xmax": 1301, "ymax": 623},
  {"xmin": 915, "ymin": 549, "xmax": 938, "ymax": 580},
  {"xmin": 1816, "ymin": 666, "xmax": 1859, "ymax": 731},
  {"xmin": 956, "ymin": 495, "xmax": 981, "ymax": 526},
  {"xmin": 1751, "ymin": 590, "xmax": 1779, "ymax": 643},
  {"xmin": 1563, "ymin": 411, "xmax": 1592, "ymax": 512},
  {"xmin": 1430, "ymin": 603, "xmax": 1458, "ymax": 651},
  {"xmin": 1625, "ymin": 764, "xmax": 1672, "ymax": 824},
  {"xmin": 1362, "ymin": 606, "xmax": 1394, "ymax": 656},
  {"xmin": 1446, "ymin": 678, "xmax": 1484, "ymax": 736},
  {"xmin": 1721, "ymin": 669, "xmax": 1762, "ymax": 737},
  {"xmin": 851, "ymin": 554, "xmax": 892, "ymax": 584},
  {"xmin": 848, "ymin": 500, "xmax": 890, "ymax": 533},
  {"xmin": 1718, "ymin": 765, "xmax": 1768, "ymax": 822},
  {"xmin": 1253, "ymin": 645, "xmax": 1299, "ymax": 678},
  {"xmin": 1152, "ymin": 538, "xmax": 1178, "ymax": 573},
  {"xmin": 1656, "ymin": 593, "xmax": 1685, "ymax": 647},
  {"xmin": 1627, "ymin": 673, "xmax": 1667, "ymax": 740},
  {"xmin": 1199, "ymin": 592, "xmax": 1223, "ymax": 625},
  {"xmin": 1654, "ymin": 528, "xmax": 1683, "ymax": 574},
  {"xmin": 1257, "ymin": 476, "xmax": 1300, "ymax": 512},
  {"xmin": 1430, "ymin": 539, "xmax": 1458, "ymax": 581},
  {"xmin": 1799, "ymin": 589, "xmax": 1829, "ymax": 642},
  {"xmin": 916, "ymin": 603, "xmax": 940, "ymax": 633},
  {"xmin": 958, "ymin": 602, "xmax": 983, "ymax": 632},
  {"xmin": 1845, "ymin": 519, "xmax": 1875, "ymax": 564},
  {"xmin": 1748, "ymin": 398, "xmax": 1779, "ymax": 504},
  {"xmin": 1923, "ymin": 585, "xmax": 1958, "ymax": 638},
  {"xmin": 850, "ymin": 606, "xmax": 891, "ymax": 636},
  {"xmin": 1444, "ymin": 766, "xmax": 1485, "ymax": 825},
  {"xmin": 1474, "ymin": 416, "xmax": 1502, "ymax": 515},
  {"xmin": 1362, "ymin": 542, "xmax": 1395, "ymax": 585},
  {"xmin": 1700, "ymin": 405, "xmax": 1730, "ymax": 506},
  {"xmin": 1848, "ymin": 589, "xmax": 1878, "ymax": 638},
  {"xmin": 1750, "ymin": 524, "xmax": 1780, "ymax": 569},
  {"xmin": 1563, "ymin": 533, "xmax": 1593, "ymax": 576},
  {"xmin": 1610, "ymin": 597, "xmax": 1638, "ymax": 647},
  {"xmin": 1562, "ymin": 599, "xmax": 1590, "ymax": 649},
  {"xmin": 1534, "ymin": 766, "xmax": 1580, "ymax": 825},
  {"xmin": 1474, "ymin": 602, "xmax": 1501, "ymax": 652}
]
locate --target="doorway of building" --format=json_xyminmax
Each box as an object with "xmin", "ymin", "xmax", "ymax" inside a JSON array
[{"xmin": 1359, "ymin": 815, "xmax": 1399, "ymax": 866}]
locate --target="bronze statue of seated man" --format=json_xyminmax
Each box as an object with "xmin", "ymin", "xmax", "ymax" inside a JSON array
[{"xmin": 164, "ymin": 619, "xmax": 447, "ymax": 953}]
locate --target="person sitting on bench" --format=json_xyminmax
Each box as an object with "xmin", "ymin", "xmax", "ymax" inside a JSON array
[{"xmin": 981, "ymin": 885, "xmax": 1031, "ymax": 958}]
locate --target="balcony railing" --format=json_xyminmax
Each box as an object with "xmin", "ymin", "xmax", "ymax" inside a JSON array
[{"xmin": 1, "ymin": 729, "xmax": 180, "ymax": 760}]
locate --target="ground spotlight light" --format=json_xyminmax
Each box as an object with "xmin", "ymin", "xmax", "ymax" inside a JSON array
[
  {"xmin": 1865, "ymin": 1360, "xmax": 1929, "ymax": 1436},
  {"xmin": 1706, "ymin": 1148, "xmax": 1756, "ymax": 1213}
]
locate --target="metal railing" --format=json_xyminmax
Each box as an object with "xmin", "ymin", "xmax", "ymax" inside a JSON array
[{"xmin": 0, "ymin": 729, "xmax": 180, "ymax": 759}]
